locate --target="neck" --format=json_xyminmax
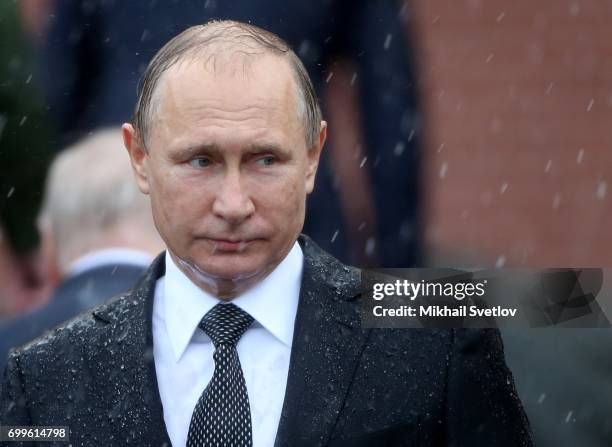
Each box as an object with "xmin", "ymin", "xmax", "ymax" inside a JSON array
[{"xmin": 169, "ymin": 251, "xmax": 276, "ymax": 300}]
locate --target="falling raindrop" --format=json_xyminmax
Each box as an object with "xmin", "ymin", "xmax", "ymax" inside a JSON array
[
  {"xmin": 7, "ymin": 187, "xmax": 14, "ymax": 198},
  {"xmin": 325, "ymin": 72, "xmax": 334, "ymax": 83},
  {"xmin": 565, "ymin": 410, "xmax": 574, "ymax": 423},
  {"xmin": 495, "ymin": 255, "xmax": 506, "ymax": 268},
  {"xmin": 393, "ymin": 142, "xmax": 405, "ymax": 156},
  {"xmin": 298, "ymin": 40, "xmax": 310, "ymax": 58},
  {"xmin": 383, "ymin": 34, "xmax": 393, "ymax": 50},
  {"xmin": 500, "ymin": 182, "xmax": 509, "ymax": 194},
  {"xmin": 359, "ymin": 157, "xmax": 367, "ymax": 168},
  {"xmin": 552, "ymin": 193, "xmax": 561, "ymax": 209},
  {"xmin": 537, "ymin": 393, "xmax": 546, "ymax": 404},
  {"xmin": 544, "ymin": 159, "xmax": 552, "ymax": 173},
  {"xmin": 439, "ymin": 162, "xmax": 448, "ymax": 178},
  {"xmin": 496, "ymin": 12, "xmax": 505, "ymax": 22},
  {"xmin": 545, "ymin": 82, "xmax": 553, "ymax": 95},
  {"xmin": 331, "ymin": 230, "xmax": 339, "ymax": 243},
  {"xmin": 19, "ymin": 115, "xmax": 28, "ymax": 126},
  {"xmin": 596, "ymin": 180, "xmax": 607, "ymax": 200},
  {"xmin": 576, "ymin": 148, "xmax": 584, "ymax": 164},
  {"xmin": 365, "ymin": 238, "xmax": 376, "ymax": 256},
  {"xmin": 586, "ymin": 99, "xmax": 594, "ymax": 112}
]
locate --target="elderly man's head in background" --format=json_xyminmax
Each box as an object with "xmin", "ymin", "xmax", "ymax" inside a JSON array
[
  {"xmin": 39, "ymin": 129, "xmax": 164, "ymax": 281},
  {"xmin": 123, "ymin": 20, "xmax": 327, "ymax": 299}
]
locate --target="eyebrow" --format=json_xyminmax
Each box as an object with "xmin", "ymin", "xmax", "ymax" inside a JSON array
[
  {"xmin": 245, "ymin": 142, "xmax": 289, "ymax": 157},
  {"xmin": 172, "ymin": 142, "xmax": 290, "ymax": 159},
  {"xmin": 172, "ymin": 143, "xmax": 220, "ymax": 159}
]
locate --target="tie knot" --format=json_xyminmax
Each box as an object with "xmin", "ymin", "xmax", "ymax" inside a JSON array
[{"xmin": 199, "ymin": 303, "xmax": 254, "ymax": 347}]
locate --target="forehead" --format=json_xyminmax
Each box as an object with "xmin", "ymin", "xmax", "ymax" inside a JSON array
[{"xmin": 149, "ymin": 54, "xmax": 304, "ymax": 148}]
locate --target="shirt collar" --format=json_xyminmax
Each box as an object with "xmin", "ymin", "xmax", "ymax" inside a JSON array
[{"xmin": 164, "ymin": 242, "xmax": 303, "ymax": 361}]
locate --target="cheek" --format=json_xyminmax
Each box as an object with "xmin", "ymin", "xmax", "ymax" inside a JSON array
[
  {"xmin": 257, "ymin": 171, "xmax": 306, "ymax": 221},
  {"xmin": 149, "ymin": 168, "xmax": 202, "ymax": 233}
]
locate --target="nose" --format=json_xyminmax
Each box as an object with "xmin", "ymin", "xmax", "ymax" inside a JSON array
[{"xmin": 212, "ymin": 171, "xmax": 255, "ymax": 225}]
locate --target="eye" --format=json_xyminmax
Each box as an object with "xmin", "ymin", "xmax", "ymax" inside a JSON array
[
  {"xmin": 256, "ymin": 155, "xmax": 276, "ymax": 166},
  {"xmin": 188, "ymin": 157, "xmax": 211, "ymax": 168}
]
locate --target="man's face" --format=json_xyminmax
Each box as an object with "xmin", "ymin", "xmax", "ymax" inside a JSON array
[{"xmin": 124, "ymin": 54, "xmax": 325, "ymax": 296}]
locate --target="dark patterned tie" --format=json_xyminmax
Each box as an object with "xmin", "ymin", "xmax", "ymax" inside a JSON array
[{"xmin": 187, "ymin": 303, "xmax": 255, "ymax": 447}]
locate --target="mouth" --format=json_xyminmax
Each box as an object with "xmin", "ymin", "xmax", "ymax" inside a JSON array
[{"xmin": 205, "ymin": 238, "xmax": 260, "ymax": 252}]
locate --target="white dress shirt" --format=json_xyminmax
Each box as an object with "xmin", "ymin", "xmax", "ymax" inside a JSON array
[{"xmin": 152, "ymin": 242, "xmax": 303, "ymax": 447}]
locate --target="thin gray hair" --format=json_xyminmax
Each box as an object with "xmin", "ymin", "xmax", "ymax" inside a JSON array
[
  {"xmin": 132, "ymin": 20, "xmax": 322, "ymax": 150},
  {"xmin": 38, "ymin": 128, "xmax": 158, "ymax": 272}
]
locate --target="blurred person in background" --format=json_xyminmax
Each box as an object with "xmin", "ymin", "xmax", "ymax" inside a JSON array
[
  {"xmin": 0, "ymin": 224, "xmax": 28, "ymax": 315},
  {"xmin": 0, "ymin": 128, "xmax": 164, "ymax": 370},
  {"xmin": 0, "ymin": 0, "xmax": 54, "ymax": 315},
  {"xmin": 41, "ymin": 0, "xmax": 422, "ymax": 268},
  {"xmin": 17, "ymin": 0, "xmax": 55, "ymax": 46}
]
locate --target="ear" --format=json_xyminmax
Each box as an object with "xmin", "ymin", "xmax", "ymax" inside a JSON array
[
  {"xmin": 305, "ymin": 120, "xmax": 327, "ymax": 194},
  {"xmin": 122, "ymin": 123, "xmax": 151, "ymax": 194}
]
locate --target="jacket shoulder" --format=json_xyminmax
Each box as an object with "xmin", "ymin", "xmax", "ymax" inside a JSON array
[
  {"xmin": 10, "ymin": 253, "xmax": 163, "ymax": 362},
  {"xmin": 9, "ymin": 291, "xmax": 140, "ymax": 364},
  {"xmin": 299, "ymin": 233, "xmax": 361, "ymax": 298}
]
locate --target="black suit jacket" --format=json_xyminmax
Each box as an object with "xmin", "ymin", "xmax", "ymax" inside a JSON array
[
  {"xmin": 0, "ymin": 236, "xmax": 532, "ymax": 446},
  {"xmin": 0, "ymin": 263, "xmax": 145, "ymax": 372}
]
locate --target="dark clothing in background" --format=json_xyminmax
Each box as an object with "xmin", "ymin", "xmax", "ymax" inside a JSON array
[
  {"xmin": 0, "ymin": 236, "xmax": 532, "ymax": 446},
  {"xmin": 43, "ymin": 0, "xmax": 422, "ymax": 267},
  {"xmin": 0, "ymin": 263, "xmax": 144, "ymax": 371}
]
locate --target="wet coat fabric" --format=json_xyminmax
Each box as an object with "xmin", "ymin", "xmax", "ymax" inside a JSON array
[
  {"xmin": 0, "ymin": 263, "xmax": 145, "ymax": 372},
  {"xmin": 0, "ymin": 235, "xmax": 532, "ymax": 446}
]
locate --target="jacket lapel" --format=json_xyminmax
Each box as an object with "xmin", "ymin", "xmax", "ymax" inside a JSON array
[
  {"xmin": 274, "ymin": 236, "xmax": 371, "ymax": 447},
  {"xmin": 91, "ymin": 253, "xmax": 172, "ymax": 447}
]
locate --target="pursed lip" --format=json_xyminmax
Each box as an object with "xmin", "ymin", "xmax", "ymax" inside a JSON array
[{"xmin": 204, "ymin": 237, "xmax": 261, "ymax": 251}]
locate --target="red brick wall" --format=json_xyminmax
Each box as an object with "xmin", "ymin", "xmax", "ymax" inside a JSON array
[{"xmin": 410, "ymin": 0, "xmax": 612, "ymax": 267}]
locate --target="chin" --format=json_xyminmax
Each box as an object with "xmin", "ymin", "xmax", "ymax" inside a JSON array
[{"xmin": 199, "ymin": 256, "xmax": 265, "ymax": 282}]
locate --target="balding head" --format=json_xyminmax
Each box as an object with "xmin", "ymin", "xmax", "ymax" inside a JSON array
[
  {"xmin": 132, "ymin": 20, "xmax": 321, "ymax": 151},
  {"xmin": 39, "ymin": 128, "xmax": 164, "ymax": 273}
]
